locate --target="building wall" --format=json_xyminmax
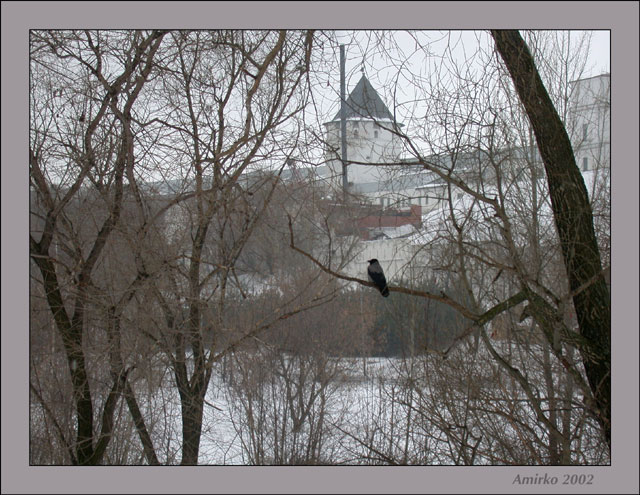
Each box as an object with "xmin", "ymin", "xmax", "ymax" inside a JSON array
[
  {"xmin": 324, "ymin": 119, "xmax": 404, "ymax": 189},
  {"xmin": 568, "ymin": 73, "xmax": 611, "ymax": 172},
  {"xmin": 343, "ymin": 237, "xmax": 427, "ymax": 283}
]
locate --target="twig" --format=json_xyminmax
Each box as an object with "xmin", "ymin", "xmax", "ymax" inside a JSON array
[{"xmin": 286, "ymin": 214, "xmax": 477, "ymax": 320}]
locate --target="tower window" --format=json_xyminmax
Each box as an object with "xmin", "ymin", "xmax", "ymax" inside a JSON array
[
  {"xmin": 583, "ymin": 124, "xmax": 588, "ymax": 140},
  {"xmin": 582, "ymin": 157, "xmax": 589, "ymax": 171},
  {"xmin": 374, "ymin": 130, "xmax": 379, "ymax": 138}
]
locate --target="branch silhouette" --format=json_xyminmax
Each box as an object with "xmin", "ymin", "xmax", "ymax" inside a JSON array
[{"xmin": 288, "ymin": 214, "xmax": 497, "ymax": 322}]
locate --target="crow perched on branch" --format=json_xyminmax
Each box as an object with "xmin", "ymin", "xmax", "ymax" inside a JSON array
[{"xmin": 367, "ymin": 259, "xmax": 389, "ymax": 297}]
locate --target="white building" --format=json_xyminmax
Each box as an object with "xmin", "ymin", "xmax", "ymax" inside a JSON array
[
  {"xmin": 568, "ymin": 73, "xmax": 610, "ymax": 172},
  {"xmin": 320, "ymin": 75, "xmax": 476, "ymax": 216},
  {"xmin": 323, "ymin": 74, "xmax": 405, "ymax": 194},
  {"xmin": 319, "ymin": 75, "xmax": 427, "ymax": 281},
  {"xmin": 319, "ymin": 72, "xmax": 611, "ymax": 284}
]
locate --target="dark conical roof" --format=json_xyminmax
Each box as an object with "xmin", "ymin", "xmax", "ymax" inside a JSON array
[{"xmin": 331, "ymin": 75, "xmax": 396, "ymax": 122}]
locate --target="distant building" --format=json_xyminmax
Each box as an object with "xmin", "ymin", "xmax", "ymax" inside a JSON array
[
  {"xmin": 323, "ymin": 74, "xmax": 404, "ymax": 191},
  {"xmin": 316, "ymin": 72, "xmax": 611, "ymax": 282},
  {"xmin": 568, "ymin": 73, "xmax": 610, "ymax": 172},
  {"xmin": 320, "ymin": 75, "xmax": 492, "ymax": 215}
]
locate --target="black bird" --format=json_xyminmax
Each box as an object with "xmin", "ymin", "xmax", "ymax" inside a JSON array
[{"xmin": 367, "ymin": 259, "xmax": 389, "ymax": 297}]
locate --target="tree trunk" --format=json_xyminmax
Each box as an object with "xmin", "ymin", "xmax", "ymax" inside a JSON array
[
  {"xmin": 30, "ymin": 239, "xmax": 95, "ymax": 464},
  {"xmin": 491, "ymin": 29, "xmax": 611, "ymax": 447},
  {"xmin": 179, "ymin": 393, "xmax": 205, "ymax": 465}
]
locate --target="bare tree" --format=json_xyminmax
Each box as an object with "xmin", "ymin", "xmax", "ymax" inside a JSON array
[
  {"xmin": 128, "ymin": 30, "xmax": 321, "ymax": 465},
  {"xmin": 491, "ymin": 29, "xmax": 610, "ymax": 448},
  {"xmin": 30, "ymin": 30, "xmax": 167, "ymax": 464},
  {"xmin": 286, "ymin": 29, "xmax": 610, "ymax": 464},
  {"xmin": 29, "ymin": 28, "xmax": 610, "ymax": 466}
]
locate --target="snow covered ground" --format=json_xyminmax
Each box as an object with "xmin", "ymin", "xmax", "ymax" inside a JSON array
[
  {"xmin": 125, "ymin": 348, "xmax": 606, "ymax": 466},
  {"xmin": 30, "ymin": 348, "xmax": 607, "ymax": 465},
  {"xmin": 137, "ymin": 356, "xmax": 420, "ymax": 465}
]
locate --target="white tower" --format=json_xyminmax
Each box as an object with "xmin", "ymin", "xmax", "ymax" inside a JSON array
[{"xmin": 323, "ymin": 75, "xmax": 403, "ymax": 194}]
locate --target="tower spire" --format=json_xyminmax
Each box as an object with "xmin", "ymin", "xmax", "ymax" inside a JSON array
[{"xmin": 331, "ymin": 74, "xmax": 395, "ymax": 123}]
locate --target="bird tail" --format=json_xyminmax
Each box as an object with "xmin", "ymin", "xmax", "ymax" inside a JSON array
[{"xmin": 381, "ymin": 286, "xmax": 390, "ymax": 297}]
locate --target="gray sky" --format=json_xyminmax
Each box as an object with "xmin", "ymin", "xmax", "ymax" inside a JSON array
[
  {"xmin": 337, "ymin": 29, "xmax": 610, "ymax": 81},
  {"xmin": 321, "ymin": 30, "xmax": 610, "ymax": 121},
  {"xmin": 300, "ymin": 29, "xmax": 611, "ymax": 166},
  {"xmin": 585, "ymin": 30, "xmax": 611, "ymax": 76}
]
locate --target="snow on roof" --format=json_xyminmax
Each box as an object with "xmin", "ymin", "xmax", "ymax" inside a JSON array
[
  {"xmin": 415, "ymin": 182, "xmax": 446, "ymax": 190},
  {"xmin": 369, "ymin": 224, "xmax": 417, "ymax": 240}
]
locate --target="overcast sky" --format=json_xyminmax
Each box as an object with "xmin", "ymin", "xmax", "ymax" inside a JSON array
[
  {"xmin": 319, "ymin": 30, "xmax": 610, "ymax": 122},
  {"xmin": 585, "ymin": 30, "xmax": 611, "ymax": 76},
  {"xmin": 336, "ymin": 29, "xmax": 610, "ymax": 81}
]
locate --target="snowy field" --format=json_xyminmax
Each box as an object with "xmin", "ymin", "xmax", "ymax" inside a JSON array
[
  {"xmin": 30, "ymin": 346, "xmax": 607, "ymax": 465},
  {"xmin": 140, "ymin": 356, "xmax": 414, "ymax": 465},
  {"xmin": 109, "ymin": 344, "xmax": 606, "ymax": 466},
  {"xmin": 106, "ymin": 354, "xmax": 441, "ymax": 464}
]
